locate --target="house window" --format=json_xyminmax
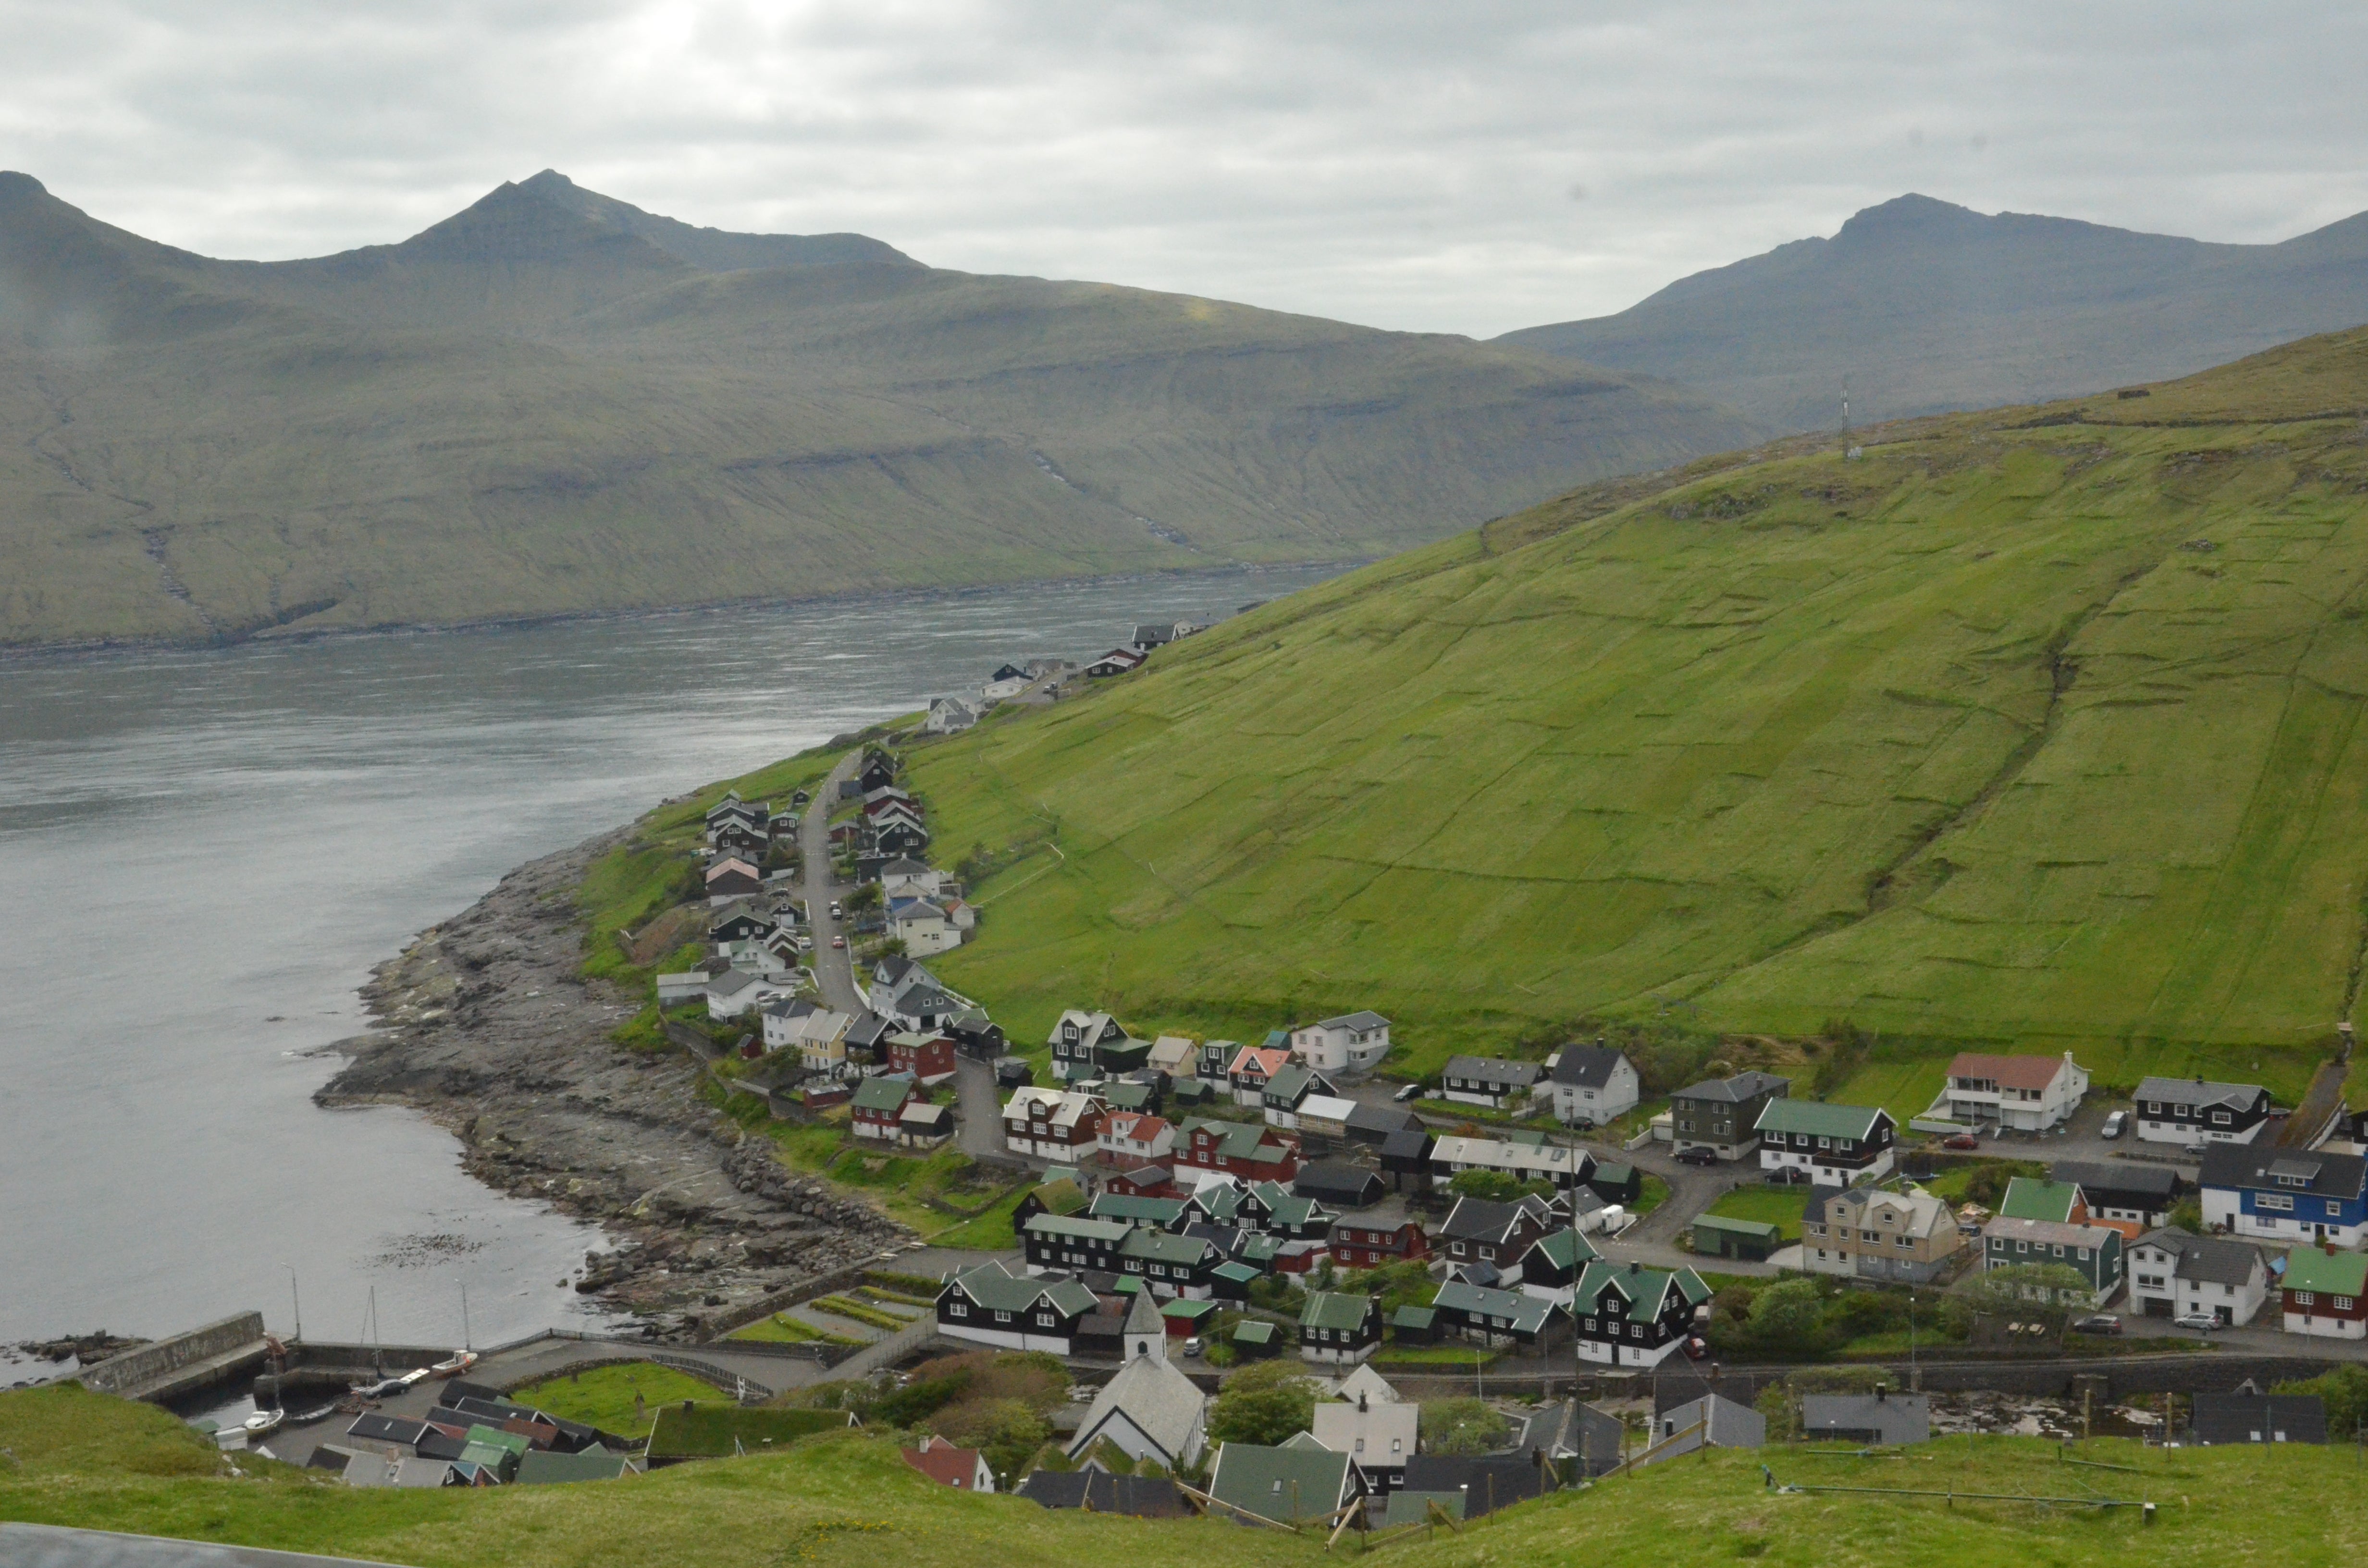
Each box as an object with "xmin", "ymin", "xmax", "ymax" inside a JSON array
[
  {"xmin": 2259, "ymin": 1194, "xmax": 2294, "ymax": 1212},
  {"xmin": 994, "ymin": 1311, "xmax": 1013, "ymax": 1323},
  {"xmin": 2295, "ymin": 1291, "xmax": 2317, "ymax": 1307},
  {"xmin": 2212, "ymin": 1111, "xmax": 2231, "ymax": 1125},
  {"xmin": 2340, "ymin": 1297, "xmax": 2357, "ymax": 1311},
  {"xmin": 948, "ymin": 1302, "xmax": 968, "ymax": 1317},
  {"xmin": 2329, "ymin": 1200, "xmax": 2344, "ymax": 1217}
]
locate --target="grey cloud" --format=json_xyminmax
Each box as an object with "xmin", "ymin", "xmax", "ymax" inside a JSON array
[{"xmin": 2, "ymin": 0, "xmax": 2363, "ymax": 336}]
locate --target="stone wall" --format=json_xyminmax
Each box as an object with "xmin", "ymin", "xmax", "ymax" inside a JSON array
[{"xmin": 77, "ymin": 1311, "xmax": 265, "ymax": 1398}]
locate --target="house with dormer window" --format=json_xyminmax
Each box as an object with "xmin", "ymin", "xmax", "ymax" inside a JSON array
[
  {"xmin": 1048, "ymin": 1009, "xmax": 1134, "ymax": 1082},
  {"xmin": 2200, "ymin": 1144, "xmax": 2368, "ymax": 1247},
  {"xmin": 1753, "ymin": 1100, "xmax": 1895, "ymax": 1183},
  {"xmin": 936, "ymin": 1261, "xmax": 1099, "ymax": 1353},
  {"xmin": 2133, "ymin": 1076, "xmax": 2271, "ymax": 1147},
  {"xmin": 1568, "ymin": 1260, "xmax": 1710, "ymax": 1368}
]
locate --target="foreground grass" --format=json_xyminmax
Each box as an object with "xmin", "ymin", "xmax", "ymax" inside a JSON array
[
  {"xmin": 892, "ymin": 328, "xmax": 2368, "ymax": 1088},
  {"xmin": 7, "ymin": 1384, "xmax": 2364, "ymax": 1567},
  {"xmin": 511, "ymin": 1363, "xmax": 719, "ymax": 1439}
]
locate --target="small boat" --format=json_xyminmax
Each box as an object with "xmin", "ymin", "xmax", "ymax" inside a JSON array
[
  {"xmin": 429, "ymin": 1350, "xmax": 478, "ymax": 1379},
  {"xmin": 240, "ymin": 1409, "xmax": 284, "ymax": 1438}
]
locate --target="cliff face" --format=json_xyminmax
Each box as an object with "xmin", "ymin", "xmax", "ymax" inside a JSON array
[{"xmin": 320, "ymin": 827, "xmax": 904, "ymax": 1338}]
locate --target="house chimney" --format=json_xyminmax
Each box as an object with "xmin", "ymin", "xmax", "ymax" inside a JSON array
[
  {"xmin": 1629, "ymin": 1261, "xmax": 1640, "ymax": 1275},
  {"xmin": 1358, "ymin": 1392, "xmax": 1369, "ymax": 1412},
  {"xmin": 1875, "ymin": 1383, "xmax": 1887, "ymax": 1402}
]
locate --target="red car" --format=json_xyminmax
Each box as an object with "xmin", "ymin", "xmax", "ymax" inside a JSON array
[
  {"xmin": 1943, "ymin": 1133, "xmax": 1981, "ymax": 1150},
  {"xmin": 830, "ymin": 935, "xmax": 846, "ymax": 949}
]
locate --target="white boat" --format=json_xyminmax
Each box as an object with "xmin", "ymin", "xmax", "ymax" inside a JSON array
[
  {"xmin": 429, "ymin": 1350, "xmax": 478, "ymax": 1379},
  {"xmin": 240, "ymin": 1409, "xmax": 284, "ymax": 1438}
]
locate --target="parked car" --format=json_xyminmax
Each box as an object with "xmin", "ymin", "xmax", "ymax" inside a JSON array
[
  {"xmin": 828, "ymin": 901, "xmax": 842, "ymax": 917},
  {"xmin": 1676, "ymin": 1146, "xmax": 1720, "ymax": 1167},
  {"xmin": 831, "ymin": 935, "xmax": 846, "ymax": 949},
  {"xmin": 2101, "ymin": 1110, "xmax": 2126, "ymax": 1139},
  {"xmin": 2172, "ymin": 1311, "xmax": 2223, "ymax": 1332},
  {"xmin": 1680, "ymin": 1335, "xmax": 1709, "ymax": 1360},
  {"xmin": 1181, "ymin": 1337, "xmax": 1204, "ymax": 1358},
  {"xmin": 1394, "ymin": 1082, "xmax": 1425, "ymax": 1102},
  {"xmin": 1943, "ymin": 1133, "xmax": 1981, "ymax": 1150},
  {"xmin": 2071, "ymin": 1315, "xmax": 2121, "ymax": 1336},
  {"xmin": 2184, "ymin": 1142, "xmax": 2209, "ymax": 1156}
]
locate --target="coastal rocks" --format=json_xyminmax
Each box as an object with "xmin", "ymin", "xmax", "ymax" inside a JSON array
[{"xmin": 318, "ymin": 828, "xmax": 914, "ymax": 1337}]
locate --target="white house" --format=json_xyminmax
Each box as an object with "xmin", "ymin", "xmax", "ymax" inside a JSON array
[
  {"xmin": 1099, "ymin": 1112, "xmax": 1176, "ymax": 1164},
  {"xmin": 1003, "ymin": 1087, "xmax": 1110, "ymax": 1162},
  {"xmin": 1147, "ymin": 1035, "xmax": 1198, "ymax": 1077},
  {"xmin": 1935, "ymin": 1052, "xmax": 2090, "ymax": 1131},
  {"xmin": 2126, "ymin": 1230, "xmax": 2269, "ymax": 1326},
  {"xmin": 1310, "ymin": 1391, "xmax": 1418, "ymax": 1492},
  {"xmin": 879, "ymin": 858, "xmax": 948, "ymax": 898},
  {"xmin": 981, "ymin": 674, "xmax": 1032, "ymax": 702},
  {"xmin": 924, "ymin": 697, "xmax": 981, "ymax": 735},
  {"xmin": 1428, "ymin": 1135, "xmax": 1594, "ymax": 1192},
  {"xmin": 705, "ymin": 968, "xmax": 797, "ymax": 1020},
  {"xmin": 891, "ymin": 899, "xmax": 974, "ymax": 956},
  {"xmin": 1289, "ymin": 1012, "xmax": 1393, "ymax": 1074},
  {"xmin": 1065, "ymin": 1295, "xmax": 1208, "ymax": 1470},
  {"xmin": 1546, "ymin": 1044, "xmax": 1640, "ymax": 1128}
]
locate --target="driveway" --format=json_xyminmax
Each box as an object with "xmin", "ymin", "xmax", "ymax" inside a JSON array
[{"xmin": 798, "ymin": 751, "xmax": 866, "ymax": 1016}]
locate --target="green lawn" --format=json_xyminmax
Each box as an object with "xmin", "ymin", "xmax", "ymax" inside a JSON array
[
  {"xmin": 9, "ymin": 1382, "xmax": 2368, "ymax": 1568},
  {"xmin": 511, "ymin": 1363, "xmax": 720, "ymax": 1439},
  {"xmin": 1831, "ymin": 1058, "xmax": 1950, "ymax": 1128},
  {"xmin": 1702, "ymin": 1185, "xmax": 1812, "ymax": 1241},
  {"xmin": 1374, "ymin": 1346, "xmax": 1498, "ymax": 1367},
  {"xmin": 867, "ymin": 335, "xmax": 2368, "ymax": 1089},
  {"xmin": 1630, "ymin": 1174, "xmax": 1671, "ymax": 1216},
  {"xmin": 728, "ymin": 1313, "xmax": 859, "ymax": 1346}
]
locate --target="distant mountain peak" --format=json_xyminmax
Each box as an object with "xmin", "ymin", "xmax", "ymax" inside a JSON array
[
  {"xmin": 501, "ymin": 171, "xmax": 919, "ymax": 273},
  {"xmin": 1832, "ymin": 192, "xmax": 1986, "ymax": 243},
  {"xmin": 0, "ymin": 170, "xmax": 48, "ymax": 199}
]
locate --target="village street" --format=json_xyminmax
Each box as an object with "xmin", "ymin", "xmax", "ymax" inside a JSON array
[{"xmin": 798, "ymin": 750, "xmax": 865, "ymax": 1016}]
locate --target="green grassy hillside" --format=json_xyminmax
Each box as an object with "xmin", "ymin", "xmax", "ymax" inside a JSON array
[
  {"xmin": 0, "ymin": 1383, "xmax": 2356, "ymax": 1568},
  {"xmin": 906, "ymin": 327, "xmax": 2368, "ymax": 1093},
  {"xmin": 0, "ymin": 171, "xmax": 1758, "ymax": 646}
]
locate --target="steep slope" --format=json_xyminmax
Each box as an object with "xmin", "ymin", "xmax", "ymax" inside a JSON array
[
  {"xmin": 1500, "ymin": 193, "xmax": 2368, "ymax": 433},
  {"xmin": 908, "ymin": 326, "xmax": 2368, "ymax": 1093},
  {"xmin": 0, "ymin": 172, "xmax": 1760, "ymax": 646}
]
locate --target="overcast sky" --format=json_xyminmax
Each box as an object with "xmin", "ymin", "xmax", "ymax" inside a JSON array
[{"xmin": 5, "ymin": 1, "xmax": 2363, "ymax": 338}]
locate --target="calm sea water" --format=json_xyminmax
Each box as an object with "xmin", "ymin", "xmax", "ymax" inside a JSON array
[{"xmin": 0, "ymin": 566, "xmax": 1344, "ymax": 1362}]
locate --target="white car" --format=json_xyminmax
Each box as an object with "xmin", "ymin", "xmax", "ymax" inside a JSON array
[
  {"xmin": 2172, "ymin": 1311, "xmax": 2223, "ymax": 1332},
  {"xmin": 2101, "ymin": 1110, "xmax": 2126, "ymax": 1139}
]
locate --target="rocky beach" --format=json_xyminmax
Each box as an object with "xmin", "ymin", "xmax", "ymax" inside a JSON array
[{"xmin": 316, "ymin": 827, "xmax": 908, "ymax": 1339}]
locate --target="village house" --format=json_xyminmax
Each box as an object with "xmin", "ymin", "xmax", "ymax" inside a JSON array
[
  {"xmin": 1292, "ymin": 1095, "xmax": 1361, "ymax": 1140},
  {"xmin": 1311, "ymin": 1387, "xmax": 1418, "ymax": 1493},
  {"xmin": 1205, "ymin": 1440, "xmax": 1364, "ymax": 1527},
  {"xmin": 885, "ymin": 1030, "xmax": 958, "ymax": 1086},
  {"xmin": 1669, "ymin": 1071, "xmax": 1791, "ymax": 1161},
  {"xmin": 705, "ymin": 968, "xmax": 797, "ymax": 1021},
  {"xmin": 1090, "ymin": 1192, "xmax": 1190, "ymax": 1230},
  {"xmin": 889, "ymin": 898, "xmax": 974, "ymax": 956},
  {"xmin": 1980, "ymin": 1216, "xmax": 2124, "ymax": 1301},
  {"xmin": 2133, "ymin": 1076, "xmax": 2273, "ymax": 1146},
  {"xmin": 1546, "ymin": 1042, "xmax": 1640, "ymax": 1128},
  {"xmin": 1802, "ymin": 1186, "xmax": 1963, "ymax": 1283},
  {"xmin": 1298, "ymin": 1291, "xmax": 1385, "ymax": 1363},
  {"xmin": 850, "ymin": 1075, "xmax": 923, "ymax": 1142},
  {"xmin": 1260, "ymin": 1063, "xmax": 1339, "ymax": 1129},
  {"xmin": 1003, "ymin": 1087, "xmax": 1110, "ymax": 1162},
  {"xmin": 2200, "ymin": 1143, "xmax": 2368, "ymax": 1247},
  {"xmin": 1435, "ymin": 1195, "xmax": 1557, "ymax": 1275},
  {"xmin": 1753, "ymin": 1099, "xmax": 1896, "ymax": 1183},
  {"xmin": 703, "ymin": 855, "xmax": 764, "ymax": 906},
  {"xmin": 2050, "ymin": 1160, "xmax": 2179, "ymax": 1230},
  {"xmin": 1083, "ymin": 648, "xmax": 1146, "ymax": 679},
  {"xmin": 1023, "ymin": 1212, "xmax": 1131, "ymax": 1275},
  {"xmin": 1516, "ymin": 1227, "xmax": 1605, "ymax": 1307},
  {"xmin": 1569, "ymin": 1260, "xmax": 1711, "ymax": 1368},
  {"xmin": 1049, "ymin": 1009, "xmax": 1135, "ymax": 1082},
  {"xmin": 1173, "ymin": 1118, "xmax": 1301, "ymax": 1185},
  {"xmin": 2127, "ymin": 1230, "xmax": 2269, "ymax": 1325},
  {"xmin": 1936, "ymin": 1051, "xmax": 2090, "ymax": 1131},
  {"xmin": 1226, "ymin": 1045, "xmax": 1294, "ymax": 1106},
  {"xmin": 899, "ymin": 1099, "xmax": 954, "ymax": 1150},
  {"xmin": 1997, "ymin": 1177, "xmax": 2097, "ymax": 1229},
  {"xmin": 2280, "ymin": 1245, "xmax": 2368, "ymax": 1339},
  {"xmin": 879, "ymin": 858, "xmax": 947, "ymax": 898},
  {"xmin": 1119, "ymin": 1228, "xmax": 1223, "ymax": 1298},
  {"xmin": 1287, "ymin": 1012, "xmax": 1393, "ymax": 1074},
  {"xmin": 1640, "ymin": 1393, "xmax": 1765, "ymax": 1467},
  {"xmin": 1438, "ymin": 1055, "xmax": 1543, "ymax": 1109},
  {"xmin": 788, "ymin": 1009, "xmax": 855, "ymax": 1072},
  {"xmin": 1428, "ymin": 1134, "xmax": 1596, "ymax": 1193},
  {"xmin": 1099, "ymin": 1112, "xmax": 1176, "ymax": 1164},
  {"xmin": 923, "ymin": 696, "xmax": 981, "ymax": 735},
  {"xmin": 1328, "ymin": 1212, "xmax": 1428, "ymax": 1270},
  {"xmin": 1802, "ymin": 1390, "xmax": 1928, "ymax": 1445},
  {"xmin": 903, "ymin": 1434, "xmax": 994, "ymax": 1492},
  {"xmin": 1432, "ymin": 1280, "xmax": 1568, "ymax": 1352},
  {"xmin": 1295, "ymin": 1162, "xmax": 1385, "ymax": 1210},
  {"xmin": 935, "ymin": 1261, "xmax": 1099, "ymax": 1354},
  {"xmin": 1146, "ymin": 1035, "xmax": 1198, "ymax": 1077},
  {"xmin": 2190, "ymin": 1390, "xmax": 2328, "ymax": 1446}
]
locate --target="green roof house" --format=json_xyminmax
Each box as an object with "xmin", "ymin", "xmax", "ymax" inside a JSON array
[
  {"xmin": 1299, "ymin": 1290, "xmax": 1384, "ymax": 1363},
  {"xmin": 1690, "ymin": 1212, "xmax": 1782, "ymax": 1261},
  {"xmin": 1753, "ymin": 1098, "xmax": 1897, "ymax": 1183},
  {"xmin": 1206, "ymin": 1440, "xmax": 1365, "ymax": 1526},
  {"xmin": 1998, "ymin": 1178, "xmax": 2089, "ymax": 1225}
]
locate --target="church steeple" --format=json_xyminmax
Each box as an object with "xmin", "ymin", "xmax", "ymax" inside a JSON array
[{"xmin": 1123, "ymin": 1289, "xmax": 1167, "ymax": 1363}]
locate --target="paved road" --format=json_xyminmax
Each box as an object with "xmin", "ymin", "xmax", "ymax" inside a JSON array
[
  {"xmin": 798, "ymin": 751, "xmax": 865, "ymax": 1016},
  {"xmin": 954, "ymin": 1054, "xmax": 1008, "ymax": 1161}
]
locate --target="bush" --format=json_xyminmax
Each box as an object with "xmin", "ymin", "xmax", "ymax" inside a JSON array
[
  {"xmin": 1419, "ymin": 1399, "xmax": 1509, "ymax": 1456},
  {"xmin": 1208, "ymin": 1360, "xmax": 1317, "ymax": 1446}
]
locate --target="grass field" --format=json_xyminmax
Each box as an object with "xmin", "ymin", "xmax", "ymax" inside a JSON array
[
  {"xmin": 889, "ymin": 328, "xmax": 2368, "ymax": 1099},
  {"xmin": 9, "ymin": 1383, "xmax": 2368, "ymax": 1567},
  {"xmin": 1702, "ymin": 1185, "xmax": 1812, "ymax": 1241},
  {"xmin": 511, "ymin": 1363, "xmax": 718, "ymax": 1438}
]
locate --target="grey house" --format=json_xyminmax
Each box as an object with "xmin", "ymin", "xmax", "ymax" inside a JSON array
[
  {"xmin": 1669, "ymin": 1071, "xmax": 1791, "ymax": 1161},
  {"xmin": 1801, "ymin": 1389, "xmax": 1928, "ymax": 1445}
]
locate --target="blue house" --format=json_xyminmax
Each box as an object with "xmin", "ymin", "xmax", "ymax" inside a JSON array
[{"xmin": 2200, "ymin": 1144, "xmax": 2368, "ymax": 1248}]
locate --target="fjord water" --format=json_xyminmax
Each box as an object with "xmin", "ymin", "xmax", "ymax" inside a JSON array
[{"xmin": 0, "ymin": 567, "xmax": 1341, "ymax": 1356}]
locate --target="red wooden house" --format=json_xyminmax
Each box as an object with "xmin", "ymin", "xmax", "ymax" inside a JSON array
[{"xmin": 887, "ymin": 1030, "xmax": 959, "ymax": 1086}]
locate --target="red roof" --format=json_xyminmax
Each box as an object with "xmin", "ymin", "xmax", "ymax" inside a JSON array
[
  {"xmin": 1105, "ymin": 1114, "xmax": 1171, "ymax": 1143},
  {"xmin": 902, "ymin": 1437, "xmax": 987, "ymax": 1488},
  {"xmin": 1228, "ymin": 1046, "xmax": 1290, "ymax": 1078},
  {"xmin": 1946, "ymin": 1053, "xmax": 2068, "ymax": 1091}
]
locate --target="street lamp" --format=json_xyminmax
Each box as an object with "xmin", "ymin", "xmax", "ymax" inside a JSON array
[{"xmin": 282, "ymin": 1264, "xmax": 302, "ymax": 1342}]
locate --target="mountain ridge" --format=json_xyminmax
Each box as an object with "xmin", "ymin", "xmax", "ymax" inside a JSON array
[
  {"xmin": 1500, "ymin": 192, "xmax": 2368, "ymax": 431},
  {"xmin": 0, "ymin": 171, "xmax": 1761, "ymax": 646}
]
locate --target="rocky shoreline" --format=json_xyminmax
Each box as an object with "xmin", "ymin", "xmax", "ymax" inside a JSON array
[{"xmin": 315, "ymin": 827, "xmax": 907, "ymax": 1339}]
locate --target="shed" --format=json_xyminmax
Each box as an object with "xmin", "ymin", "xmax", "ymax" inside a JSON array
[
  {"xmin": 1231, "ymin": 1319, "xmax": 1281, "ymax": 1356},
  {"xmin": 1690, "ymin": 1212, "xmax": 1782, "ymax": 1261},
  {"xmin": 1389, "ymin": 1305, "xmax": 1440, "ymax": 1343},
  {"xmin": 1295, "ymin": 1162, "xmax": 1385, "ymax": 1209}
]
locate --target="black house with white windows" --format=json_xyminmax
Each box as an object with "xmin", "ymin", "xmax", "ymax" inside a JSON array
[{"xmin": 2132, "ymin": 1076, "xmax": 2271, "ymax": 1147}]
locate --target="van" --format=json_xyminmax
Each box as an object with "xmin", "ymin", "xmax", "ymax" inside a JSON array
[{"xmin": 2101, "ymin": 1110, "xmax": 2126, "ymax": 1139}]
